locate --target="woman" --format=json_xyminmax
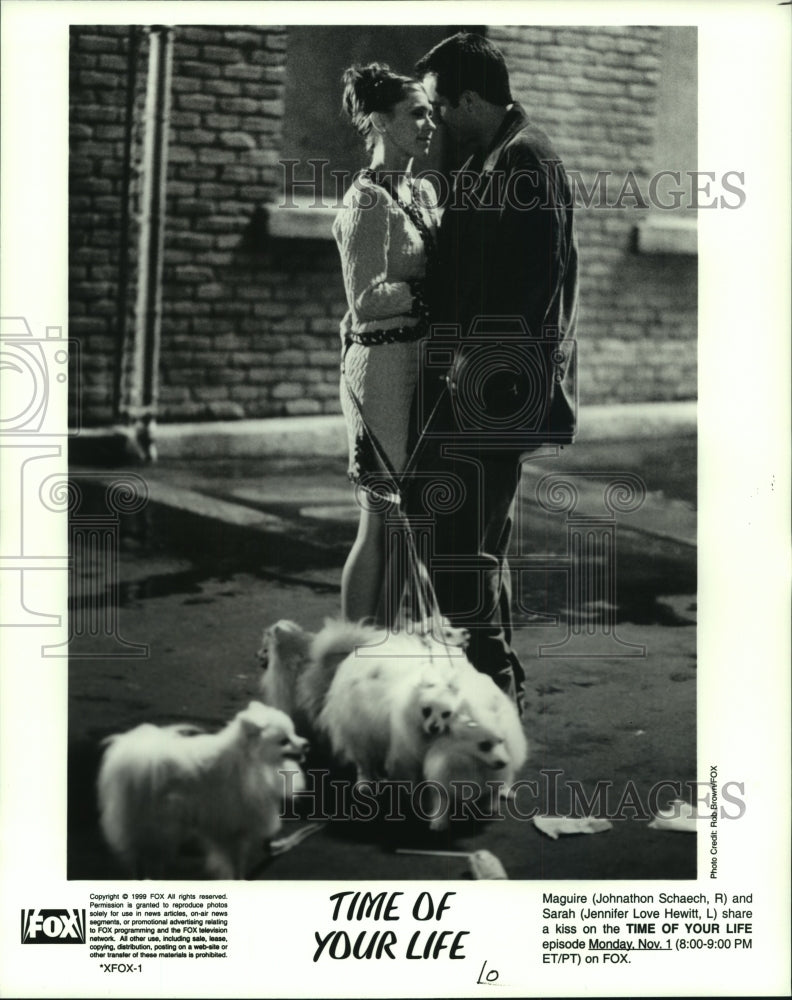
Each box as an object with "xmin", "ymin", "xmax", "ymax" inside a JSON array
[{"xmin": 333, "ymin": 64, "xmax": 438, "ymax": 624}]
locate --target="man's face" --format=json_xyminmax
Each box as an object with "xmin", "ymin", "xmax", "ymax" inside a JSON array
[{"xmin": 422, "ymin": 72, "xmax": 464, "ymax": 137}]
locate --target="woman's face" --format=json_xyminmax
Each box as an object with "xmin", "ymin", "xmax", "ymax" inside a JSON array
[{"xmin": 384, "ymin": 84, "xmax": 436, "ymax": 158}]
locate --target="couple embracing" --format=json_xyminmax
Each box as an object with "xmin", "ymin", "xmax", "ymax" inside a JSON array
[{"xmin": 332, "ymin": 33, "xmax": 579, "ymax": 713}]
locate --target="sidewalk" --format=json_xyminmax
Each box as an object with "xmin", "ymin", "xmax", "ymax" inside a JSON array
[{"xmin": 71, "ymin": 400, "xmax": 696, "ymax": 461}]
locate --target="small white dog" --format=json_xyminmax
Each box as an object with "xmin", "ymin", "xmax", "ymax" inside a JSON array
[
  {"xmin": 383, "ymin": 658, "xmax": 465, "ymax": 782},
  {"xmin": 97, "ymin": 701, "xmax": 308, "ymax": 879},
  {"xmin": 258, "ymin": 618, "xmax": 379, "ymax": 734},
  {"xmin": 258, "ymin": 619, "xmax": 316, "ymax": 726},
  {"xmin": 318, "ymin": 627, "xmax": 467, "ymax": 782},
  {"xmin": 416, "ymin": 663, "xmax": 529, "ymax": 831},
  {"xmin": 421, "ymin": 707, "xmax": 526, "ymax": 832}
]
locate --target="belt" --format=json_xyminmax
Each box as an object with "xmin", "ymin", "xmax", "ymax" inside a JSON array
[{"xmin": 345, "ymin": 323, "xmax": 425, "ymax": 347}]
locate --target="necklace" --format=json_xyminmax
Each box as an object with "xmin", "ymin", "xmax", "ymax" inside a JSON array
[{"xmin": 360, "ymin": 169, "xmax": 436, "ymax": 258}]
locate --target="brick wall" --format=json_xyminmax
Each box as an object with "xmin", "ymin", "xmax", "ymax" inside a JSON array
[
  {"xmin": 159, "ymin": 26, "xmax": 344, "ymax": 420},
  {"xmin": 491, "ymin": 25, "xmax": 696, "ymax": 403},
  {"xmin": 69, "ymin": 26, "xmax": 149, "ymax": 426},
  {"xmin": 69, "ymin": 24, "xmax": 696, "ymax": 428}
]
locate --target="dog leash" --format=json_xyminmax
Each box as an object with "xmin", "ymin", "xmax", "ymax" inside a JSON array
[{"xmin": 342, "ymin": 369, "xmax": 452, "ymax": 656}]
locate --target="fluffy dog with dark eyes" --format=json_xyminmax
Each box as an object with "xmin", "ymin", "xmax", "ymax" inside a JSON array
[
  {"xmin": 421, "ymin": 705, "xmax": 526, "ymax": 832},
  {"xmin": 97, "ymin": 701, "xmax": 308, "ymax": 879},
  {"xmin": 319, "ymin": 646, "xmax": 464, "ymax": 783},
  {"xmin": 417, "ymin": 664, "xmax": 529, "ymax": 831}
]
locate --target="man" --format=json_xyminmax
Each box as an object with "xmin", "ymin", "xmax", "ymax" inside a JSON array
[{"xmin": 406, "ymin": 32, "xmax": 579, "ymax": 709}]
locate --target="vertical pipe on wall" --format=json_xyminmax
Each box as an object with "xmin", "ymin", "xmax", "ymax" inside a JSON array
[
  {"xmin": 127, "ymin": 25, "xmax": 173, "ymax": 460},
  {"xmin": 112, "ymin": 26, "xmax": 142, "ymax": 424}
]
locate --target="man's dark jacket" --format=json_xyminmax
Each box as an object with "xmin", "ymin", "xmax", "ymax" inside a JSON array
[{"xmin": 423, "ymin": 102, "xmax": 579, "ymax": 449}]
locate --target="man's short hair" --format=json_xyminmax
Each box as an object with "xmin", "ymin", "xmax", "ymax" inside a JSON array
[{"xmin": 416, "ymin": 32, "xmax": 513, "ymax": 108}]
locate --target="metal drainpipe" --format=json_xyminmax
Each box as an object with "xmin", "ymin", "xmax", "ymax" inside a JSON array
[
  {"xmin": 128, "ymin": 25, "xmax": 173, "ymax": 461},
  {"xmin": 113, "ymin": 25, "xmax": 142, "ymax": 424}
]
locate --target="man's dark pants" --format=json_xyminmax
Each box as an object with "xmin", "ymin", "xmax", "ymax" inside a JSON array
[{"xmin": 404, "ymin": 401, "xmax": 525, "ymax": 708}]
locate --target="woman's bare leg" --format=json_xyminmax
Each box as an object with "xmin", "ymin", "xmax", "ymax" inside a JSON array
[{"xmin": 341, "ymin": 500, "xmax": 388, "ymax": 624}]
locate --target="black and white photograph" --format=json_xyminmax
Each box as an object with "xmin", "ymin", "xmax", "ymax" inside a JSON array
[
  {"xmin": 63, "ymin": 19, "xmax": 703, "ymax": 883},
  {"xmin": 0, "ymin": 2, "xmax": 789, "ymax": 997}
]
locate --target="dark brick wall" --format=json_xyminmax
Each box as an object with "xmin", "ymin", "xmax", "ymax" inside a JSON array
[
  {"xmin": 491, "ymin": 25, "xmax": 696, "ymax": 403},
  {"xmin": 69, "ymin": 26, "xmax": 149, "ymax": 426},
  {"xmin": 158, "ymin": 25, "xmax": 340, "ymax": 420},
  {"xmin": 69, "ymin": 24, "xmax": 696, "ymax": 427}
]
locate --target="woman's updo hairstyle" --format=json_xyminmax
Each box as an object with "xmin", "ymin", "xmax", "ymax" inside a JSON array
[{"xmin": 342, "ymin": 63, "xmax": 414, "ymax": 150}]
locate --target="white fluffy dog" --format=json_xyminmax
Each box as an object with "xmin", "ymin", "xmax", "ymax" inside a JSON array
[
  {"xmin": 422, "ymin": 703, "xmax": 527, "ymax": 832},
  {"xmin": 258, "ymin": 618, "xmax": 378, "ymax": 734},
  {"xmin": 414, "ymin": 662, "xmax": 528, "ymax": 831},
  {"xmin": 258, "ymin": 619, "xmax": 315, "ymax": 726},
  {"xmin": 320, "ymin": 650, "xmax": 463, "ymax": 782},
  {"xmin": 97, "ymin": 701, "xmax": 308, "ymax": 879},
  {"xmin": 317, "ymin": 624, "xmax": 471, "ymax": 782}
]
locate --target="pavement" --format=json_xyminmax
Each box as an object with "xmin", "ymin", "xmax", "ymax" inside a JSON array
[{"xmin": 67, "ymin": 409, "xmax": 698, "ymax": 882}]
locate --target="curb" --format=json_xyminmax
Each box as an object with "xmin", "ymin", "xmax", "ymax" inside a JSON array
[{"xmin": 70, "ymin": 401, "xmax": 696, "ymax": 463}]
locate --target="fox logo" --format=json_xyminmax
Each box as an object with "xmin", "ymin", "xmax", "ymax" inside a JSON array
[{"xmin": 21, "ymin": 909, "xmax": 86, "ymax": 944}]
